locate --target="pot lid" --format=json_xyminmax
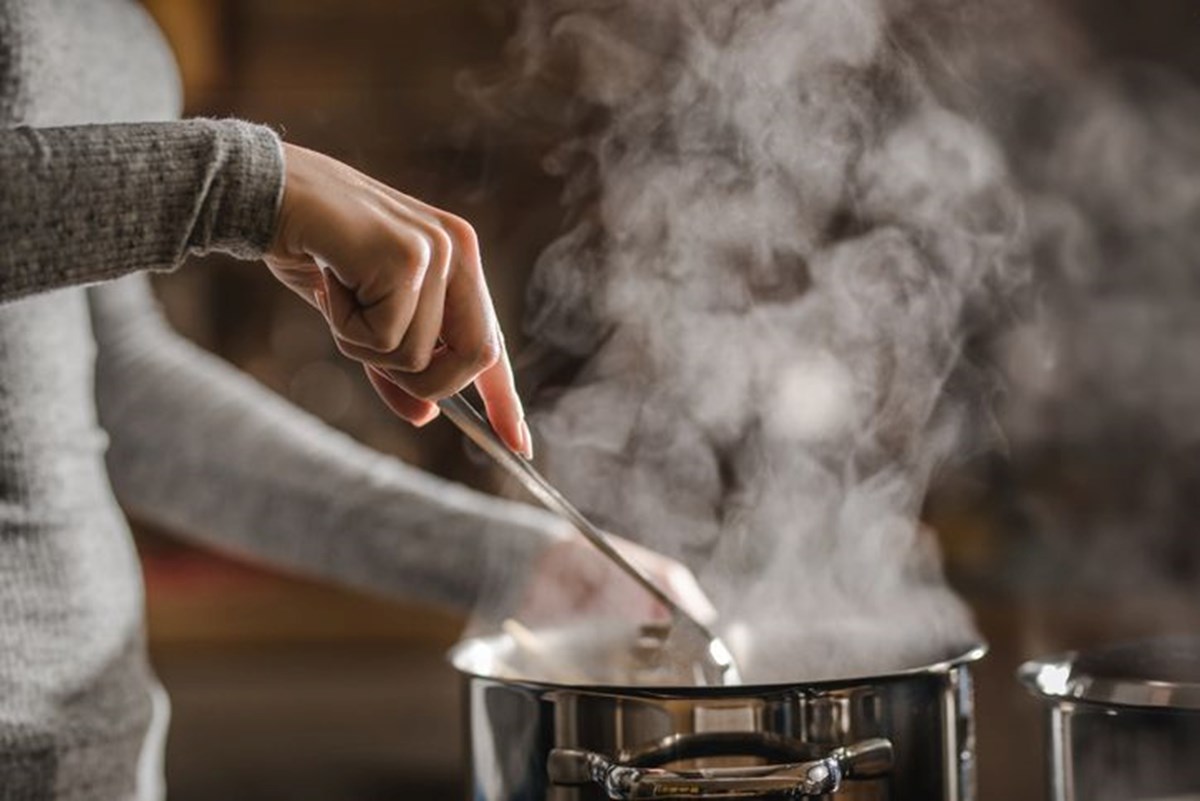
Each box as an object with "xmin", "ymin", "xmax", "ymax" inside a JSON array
[{"xmin": 1019, "ymin": 636, "xmax": 1200, "ymax": 711}]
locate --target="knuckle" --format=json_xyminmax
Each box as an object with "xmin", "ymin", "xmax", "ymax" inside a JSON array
[
  {"xmin": 399, "ymin": 244, "xmax": 430, "ymax": 283},
  {"xmin": 467, "ymin": 334, "xmax": 503, "ymax": 371},
  {"xmin": 391, "ymin": 347, "xmax": 432, "ymax": 373},
  {"xmin": 367, "ymin": 229, "xmax": 426, "ymax": 289},
  {"xmin": 389, "ymin": 229, "xmax": 430, "ymax": 272},
  {"xmin": 360, "ymin": 309, "xmax": 407, "ymax": 353},
  {"xmin": 443, "ymin": 214, "xmax": 479, "ymax": 249},
  {"xmin": 366, "ymin": 223, "xmax": 403, "ymax": 261},
  {"xmin": 377, "ymin": 330, "xmax": 406, "ymax": 353}
]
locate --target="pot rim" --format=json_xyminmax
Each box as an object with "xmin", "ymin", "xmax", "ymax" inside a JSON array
[
  {"xmin": 448, "ymin": 635, "xmax": 987, "ymax": 696},
  {"xmin": 1019, "ymin": 636, "xmax": 1200, "ymax": 712}
]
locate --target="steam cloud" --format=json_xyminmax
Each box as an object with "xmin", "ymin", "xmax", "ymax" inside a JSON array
[
  {"xmin": 474, "ymin": 0, "xmax": 1200, "ymax": 681},
  {"xmin": 985, "ymin": 61, "xmax": 1200, "ymax": 591},
  {"xmin": 468, "ymin": 0, "xmax": 1025, "ymax": 682},
  {"xmin": 906, "ymin": 0, "xmax": 1200, "ymax": 593}
]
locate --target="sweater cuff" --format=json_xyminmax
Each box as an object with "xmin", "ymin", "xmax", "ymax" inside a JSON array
[{"xmin": 191, "ymin": 119, "xmax": 285, "ymax": 260}]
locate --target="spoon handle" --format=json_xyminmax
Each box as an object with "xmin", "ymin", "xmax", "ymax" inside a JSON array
[
  {"xmin": 437, "ymin": 392, "xmax": 741, "ymax": 685},
  {"xmin": 438, "ymin": 393, "xmax": 678, "ymax": 613}
]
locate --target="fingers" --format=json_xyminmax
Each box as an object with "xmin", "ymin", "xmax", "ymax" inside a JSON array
[
  {"xmin": 473, "ymin": 338, "xmax": 530, "ymax": 457},
  {"xmin": 363, "ymin": 365, "xmax": 439, "ymax": 426},
  {"xmin": 393, "ymin": 252, "xmax": 450, "ymax": 373},
  {"xmin": 320, "ymin": 211, "xmax": 524, "ymax": 448},
  {"xmin": 385, "ymin": 310, "xmax": 501, "ymax": 403},
  {"xmin": 319, "ymin": 228, "xmax": 429, "ymax": 353},
  {"xmin": 324, "ymin": 214, "xmax": 521, "ymax": 436},
  {"xmin": 270, "ymin": 144, "xmax": 526, "ymax": 436},
  {"xmin": 323, "ymin": 236, "xmax": 450, "ymax": 373},
  {"xmin": 384, "ymin": 217, "xmax": 504, "ymax": 399}
]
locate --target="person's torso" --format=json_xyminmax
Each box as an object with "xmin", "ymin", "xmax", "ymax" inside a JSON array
[{"xmin": 0, "ymin": 2, "xmax": 181, "ymax": 798}]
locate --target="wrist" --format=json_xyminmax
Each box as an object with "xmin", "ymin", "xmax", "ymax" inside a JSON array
[{"xmin": 190, "ymin": 119, "xmax": 286, "ymax": 260}]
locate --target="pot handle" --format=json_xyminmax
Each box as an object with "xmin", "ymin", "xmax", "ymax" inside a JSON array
[{"xmin": 548, "ymin": 737, "xmax": 892, "ymax": 800}]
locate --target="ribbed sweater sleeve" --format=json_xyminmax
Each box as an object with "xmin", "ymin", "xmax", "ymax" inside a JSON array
[
  {"xmin": 0, "ymin": 119, "xmax": 283, "ymax": 303},
  {"xmin": 88, "ymin": 275, "xmax": 564, "ymax": 612}
]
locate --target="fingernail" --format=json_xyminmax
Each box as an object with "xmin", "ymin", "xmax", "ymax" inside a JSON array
[
  {"xmin": 519, "ymin": 419, "xmax": 534, "ymax": 459},
  {"xmin": 314, "ymin": 288, "xmax": 329, "ymax": 318}
]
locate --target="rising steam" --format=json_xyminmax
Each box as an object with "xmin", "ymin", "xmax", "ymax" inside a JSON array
[
  {"xmin": 469, "ymin": 0, "xmax": 1030, "ymax": 682},
  {"xmin": 879, "ymin": 0, "xmax": 1200, "ymax": 594},
  {"xmin": 468, "ymin": 0, "xmax": 1200, "ymax": 683}
]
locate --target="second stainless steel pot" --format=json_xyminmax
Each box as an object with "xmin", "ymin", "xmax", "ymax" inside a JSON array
[
  {"xmin": 1021, "ymin": 636, "xmax": 1200, "ymax": 801},
  {"xmin": 451, "ymin": 625, "xmax": 986, "ymax": 800}
]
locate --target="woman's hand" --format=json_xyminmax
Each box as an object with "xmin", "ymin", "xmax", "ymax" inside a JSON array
[
  {"xmin": 517, "ymin": 531, "xmax": 718, "ymax": 628},
  {"xmin": 264, "ymin": 143, "xmax": 530, "ymax": 456}
]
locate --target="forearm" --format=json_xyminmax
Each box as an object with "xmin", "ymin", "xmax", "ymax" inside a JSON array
[
  {"xmin": 0, "ymin": 120, "xmax": 281, "ymax": 303},
  {"xmin": 90, "ymin": 277, "xmax": 561, "ymax": 610}
]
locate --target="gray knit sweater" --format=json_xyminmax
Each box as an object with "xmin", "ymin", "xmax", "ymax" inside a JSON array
[{"xmin": 0, "ymin": 2, "xmax": 561, "ymax": 799}]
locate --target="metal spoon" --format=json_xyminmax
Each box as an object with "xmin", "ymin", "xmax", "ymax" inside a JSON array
[{"xmin": 438, "ymin": 392, "xmax": 742, "ymax": 686}]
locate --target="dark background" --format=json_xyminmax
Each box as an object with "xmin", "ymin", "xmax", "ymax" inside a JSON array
[{"xmin": 133, "ymin": 2, "xmax": 1200, "ymax": 799}]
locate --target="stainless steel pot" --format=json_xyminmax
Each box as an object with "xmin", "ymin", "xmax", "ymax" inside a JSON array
[
  {"xmin": 1020, "ymin": 636, "xmax": 1200, "ymax": 801},
  {"xmin": 451, "ymin": 625, "xmax": 986, "ymax": 800}
]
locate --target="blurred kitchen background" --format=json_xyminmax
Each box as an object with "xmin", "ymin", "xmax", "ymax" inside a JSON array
[{"xmin": 133, "ymin": 2, "xmax": 1200, "ymax": 800}]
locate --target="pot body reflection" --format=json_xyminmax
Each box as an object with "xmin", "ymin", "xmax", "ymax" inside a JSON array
[
  {"xmin": 451, "ymin": 632, "xmax": 985, "ymax": 801},
  {"xmin": 1042, "ymin": 701, "xmax": 1200, "ymax": 801}
]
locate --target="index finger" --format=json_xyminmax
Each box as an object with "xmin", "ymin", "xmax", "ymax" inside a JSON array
[
  {"xmin": 388, "ymin": 319, "xmax": 527, "ymax": 455},
  {"xmin": 388, "ymin": 218, "xmax": 500, "ymax": 397},
  {"xmin": 473, "ymin": 333, "xmax": 530, "ymax": 457}
]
